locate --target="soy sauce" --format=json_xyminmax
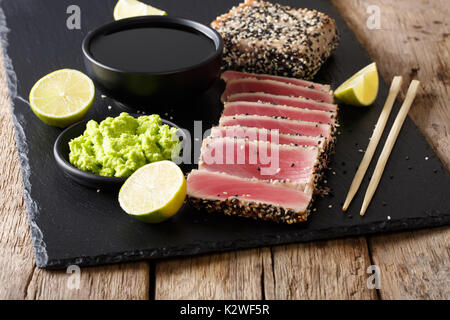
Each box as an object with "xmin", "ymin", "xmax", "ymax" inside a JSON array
[{"xmin": 90, "ymin": 27, "xmax": 216, "ymax": 73}]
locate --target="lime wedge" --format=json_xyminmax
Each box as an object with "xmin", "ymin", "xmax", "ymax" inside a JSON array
[
  {"xmin": 119, "ymin": 161, "xmax": 186, "ymax": 223},
  {"xmin": 335, "ymin": 62, "xmax": 379, "ymax": 106},
  {"xmin": 113, "ymin": 0, "xmax": 167, "ymax": 20},
  {"xmin": 29, "ymin": 69, "xmax": 95, "ymax": 128}
]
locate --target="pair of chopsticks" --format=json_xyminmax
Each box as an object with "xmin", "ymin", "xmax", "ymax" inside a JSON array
[{"xmin": 342, "ymin": 78, "xmax": 421, "ymax": 215}]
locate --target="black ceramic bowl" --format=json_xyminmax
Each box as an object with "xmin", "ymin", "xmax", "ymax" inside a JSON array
[
  {"xmin": 54, "ymin": 117, "xmax": 186, "ymax": 190},
  {"xmin": 82, "ymin": 16, "xmax": 223, "ymax": 109}
]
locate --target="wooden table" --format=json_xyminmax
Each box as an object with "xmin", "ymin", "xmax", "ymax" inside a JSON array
[{"xmin": 0, "ymin": 0, "xmax": 448, "ymax": 300}]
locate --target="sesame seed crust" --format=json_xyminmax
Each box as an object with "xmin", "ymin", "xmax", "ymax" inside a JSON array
[
  {"xmin": 211, "ymin": 0, "xmax": 340, "ymax": 79},
  {"xmin": 188, "ymin": 196, "xmax": 311, "ymax": 224}
]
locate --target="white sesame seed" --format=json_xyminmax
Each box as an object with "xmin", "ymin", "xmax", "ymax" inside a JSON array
[
  {"xmin": 107, "ymin": 105, "xmax": 112, "ymax": 110},
  {"xmin": 387, "ymin": 216, "xmax": 391, "ymax": 220},
  {"xmin": 425, "ymin": 157, "xmax": 429, "ymax": 160}
]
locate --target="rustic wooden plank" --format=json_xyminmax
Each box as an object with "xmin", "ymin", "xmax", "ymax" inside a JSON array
[
  {"xmin": 265, "ymin": 238, "xmax": 377, "ymax": 300},
  {"xmin": 369, "ymin": 228, "xmax": 449, "ymax": 299},
  {"xmin": 0, "ymin": 50, "xmax": 150, "ymax": 300},
  {"xmin": 332, "ymin": 0, "xmax": 450, "ymax": 299},
  {"xmin": 155, "ymin": 248, "xmax": 268, "ymax": 300},
  {"xmin": 155, "ymin": 240, "xmax": 375, "ymax": 300}
]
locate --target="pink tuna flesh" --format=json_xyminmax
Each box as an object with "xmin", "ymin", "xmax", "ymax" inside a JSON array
[
  {"xmin": 221, "ymin": 78, "xmax": 334, "ymax": 104},
  {"xmin": 219, "ymin": 115, "xmax": 332, "ymax": 139},
  {"xmin": 227, "ymin": 92, "xmax": 337, "ymax": 113},
  {"xmin": 222, "ymin": 101, "xmax": 336, "ymax": 125},
  {"xmin": 199, "ymin": 137, "xmax": 319, "ymax": 189},
  {"xmin": 221, "ymin": 70, "xmax": 331, "ymax": 93},
  {"xmin": 187, "ymin": 170, "xmax": 312, "ymax": 213},
  {"xmin": 210, "ymin": 126, "xmax": 325, "ymax": 148}
]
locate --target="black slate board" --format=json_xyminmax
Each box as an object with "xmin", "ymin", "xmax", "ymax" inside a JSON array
[{"xmin": 1, "ymin": 0, "xmax": 449, "ymax": 269}]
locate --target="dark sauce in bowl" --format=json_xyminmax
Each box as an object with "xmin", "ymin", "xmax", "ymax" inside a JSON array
[{"xmin": 89, "ymin": 26, "xmax": 216, "ymax": 73}]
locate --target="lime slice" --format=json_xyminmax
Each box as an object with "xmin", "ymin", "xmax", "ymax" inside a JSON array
[
  {"xmin": 335, "ymin": 62, "xmax": 379, "ymax": 106},
  {"xmin": 29, "ymin": 69, "xmax": 95, "ymax": 128},
  {"xmin": 119, "ymin": 161, "xmax": 186, "ymax": 223},
  {"xmin": 113, "ymin": 0, "xmax": 167, "ymax": 20}
]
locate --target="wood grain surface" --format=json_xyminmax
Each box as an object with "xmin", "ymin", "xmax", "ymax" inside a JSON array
[{"xmin": 0, "ymin": 0, "xmax": 449, "ymax": 300}]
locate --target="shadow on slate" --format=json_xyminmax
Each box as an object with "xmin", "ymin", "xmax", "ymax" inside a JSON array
[{"xmin": 1, "ymin": 0, "xmax": 449, "ymax": 269}]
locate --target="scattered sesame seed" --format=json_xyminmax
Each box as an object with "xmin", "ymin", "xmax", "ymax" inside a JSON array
[
  {"xmin": 107, "ymin": 105, "xmax": 112, "ymax": 110},
  {"xmin": 425, "ymin": 156, "xmax": 429, "ymax": 160},
  {"xmin": 101, "ymin": 95, "xmax": 107, "ymax": 99},
  {"xmin": 387, "ymin": 216, "xmax": 391, "ymax": 220}
]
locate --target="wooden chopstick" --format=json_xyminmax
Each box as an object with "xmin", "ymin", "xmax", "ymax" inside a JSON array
[
  {"xmin": 360, "ymin": 80, "xmax": 421, "ymax": 215},
  {"xmin": 342, "ymin": 76, "xmax": 403, "ymax": 212}
]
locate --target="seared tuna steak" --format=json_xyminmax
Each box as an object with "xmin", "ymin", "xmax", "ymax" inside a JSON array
[
  {"xmin": 210, "ymin": 126, "xmax": 325, "ymax": 149},
  {"xmin": 221, "ymin": 78, "xmax": 334, "ymax": 103},
  {"xmin": 227, "ymin": 92, "xmax": 337, "ymax": 113},
  {"xmin": 199, "ymin": 137, "xmax": 320, "ymax": 193},
  {"xmin": 222, "ymin": 101, "xmax": 336, "ymax": 125},
  {"xmin": 221, "ymin": 70, "xmax": 331, "ymax": 93},
  {"xmin": 187, "ymin": 170, "xmax": 312, "ymax": 224},
  {"xmin": 219, "ymin": 115, "xmax": 333, "ymax": 139},
  {"xmin": 211, "ymin": 0, "xmax": 339, "ymax": 79}
]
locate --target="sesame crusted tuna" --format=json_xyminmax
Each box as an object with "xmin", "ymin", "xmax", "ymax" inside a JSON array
[
  {"xmin": 221, "ymin": 70, "xmax": 331, "ymax": 92},
  {"xmin": 222, "ymin": 101, "xmax": 336, "ymax": 125},
  {"xmin": 199, "ymin": 136, "xmax": 320, "ymax": 193},
  {"xmin": 187, "ymin": 170, "xmax": 312, "ymax": 224},
  {"xmin": 221, "ymin": 78, "xmax": 334, "ymax": 103},
  {"xmin": 210, "ymin": 126, "xmax": 326, "ymax": 149},
  {"xmin": 219, "ymin": 115, "xmax": 333, "ymax": 139},
  {"xmin": 211, "ymin": 0, "xmax": 340, "ymax": 79},
  {"xmin": 226, "ymin": 92, "xmax": 338, "ymax": 113}
]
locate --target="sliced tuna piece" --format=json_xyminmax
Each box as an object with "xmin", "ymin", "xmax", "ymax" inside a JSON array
[
  {"xmin": 187, "ymin": 170, "xmax": 312, "ymax": 224},
  {"xmin": 222, "ymin": 101, "xmax": 336, "ymax": 125},
  {"xmin": 219, "ymin": 115, "xmax": 333, "ymax": 139},
  {"xmin": 199, "ymin": 137, "xmax": 319, "ymax": 193},
  {"xmin": 227, "ymin": 92, "xmax": 337, "ymax": 113},
  {"xmin": 210, "ymin": 126, "xmax": 325, "ymax": 149},
  {"xmin": 221, "ymin": 78, "xmax": 334, "ymax": 104},
  {"xmin": 221, "ymin": 70, "xmax": 331, "ymax": 92}
]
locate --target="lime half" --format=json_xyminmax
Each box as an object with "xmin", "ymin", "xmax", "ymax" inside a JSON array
[
  {"xmin": 29, "ymin": 69, "xmax": 95, "ymax": 128},
  {"xmin": 113, "ymin": 0, "xmax": 167, "ymax": 20},
  {"xmin": 335, "ymin": 62, "xmax": 379, "ymax": 107},
  {"xmin": 119, "ymin": 161, "xmax": 186, "ymax": 223}
]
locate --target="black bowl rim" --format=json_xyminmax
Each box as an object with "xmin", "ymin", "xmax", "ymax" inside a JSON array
[
  {"xmin": 82, "ymin": 15, "xmax": 224, "ymax": 76},
  {"xmin": 54, "ymin": 116, "xmax": 186, "ymax": 185}
]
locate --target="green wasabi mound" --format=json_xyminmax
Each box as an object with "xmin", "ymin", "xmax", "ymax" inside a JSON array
[{"xmin": 69, "ymin": 112, "xmax": 181, "ymax": 177}]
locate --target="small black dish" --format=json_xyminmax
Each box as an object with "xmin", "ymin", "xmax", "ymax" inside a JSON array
[
  {"xmin": 82, "ymin": 16, "xmax": 223, "ymax": 109},
  {"xmin": 54, "ymin": 117, "xmax": 186, "ymax": 190}
]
